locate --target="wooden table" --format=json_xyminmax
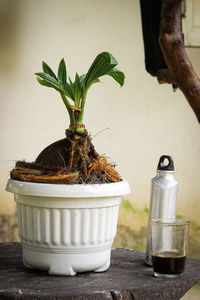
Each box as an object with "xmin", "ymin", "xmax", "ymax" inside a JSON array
[{"xmin": 0, "ymin": 243, "xmax": 200, "ymax": 299}]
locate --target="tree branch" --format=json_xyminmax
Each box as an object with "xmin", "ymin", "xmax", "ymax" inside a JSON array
[{"xmin": 158, "ymin": 0, "xmax": 200, "ymax": 122}]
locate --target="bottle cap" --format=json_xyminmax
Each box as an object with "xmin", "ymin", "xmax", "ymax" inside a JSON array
[{"xmin": 157, "ymin": 155, "xmax": 174, "ymax": 171}]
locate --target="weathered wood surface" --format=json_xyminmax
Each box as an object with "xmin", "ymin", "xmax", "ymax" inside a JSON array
[{"xmin": 0, "ymin": 243, "xmax": 200, "ymax": 299}]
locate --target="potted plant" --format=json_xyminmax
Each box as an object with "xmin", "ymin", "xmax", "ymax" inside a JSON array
[{"xmin": 6, "ymin": 52, "xmax": 130, "ymax": 276}]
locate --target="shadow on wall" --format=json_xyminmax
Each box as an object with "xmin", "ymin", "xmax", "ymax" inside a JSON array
[
  {"xmin": 0, "ymin": 199, "xmax": 200, "ymax": 260},
  {"xmin": 0, "ymin": 0, "xmax": 20, "ymax": 72}
]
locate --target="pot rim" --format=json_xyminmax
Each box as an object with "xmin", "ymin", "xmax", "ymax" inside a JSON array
[{"xmin": 6, "ymin": 179, "xmax": 131, "ymax": 198}]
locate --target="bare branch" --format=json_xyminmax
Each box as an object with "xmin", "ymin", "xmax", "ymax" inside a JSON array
[{"xmin": 156, "ymin": 69, "xmax": 172, "ymax": 84}]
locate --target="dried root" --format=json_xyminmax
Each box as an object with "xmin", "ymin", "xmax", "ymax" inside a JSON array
[
  {"xmin": 88, "ymin": 156, "xmax": 121, "ymax": 182},
  {"xmin": 11, "ymin": 130, "xmax": 121, "ymax": 184},
  {"xmin": 11, "ymin": 165, "xmax": 79, "ymax": 184}
]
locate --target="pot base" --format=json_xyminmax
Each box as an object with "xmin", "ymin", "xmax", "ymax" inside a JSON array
[{"xmin": 22, "ymin": 243, "xmax": 111, "ymax": 276}]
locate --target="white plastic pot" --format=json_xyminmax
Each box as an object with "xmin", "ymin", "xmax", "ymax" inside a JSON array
[{"xmin": 6, "ymin": 179, "xmax": 130, "ymax": 276}]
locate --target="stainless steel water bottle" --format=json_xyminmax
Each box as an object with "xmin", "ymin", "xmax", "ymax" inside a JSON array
[{"xmin": 145, "ymin": 155, "xmax": 178, "ymax": 266}]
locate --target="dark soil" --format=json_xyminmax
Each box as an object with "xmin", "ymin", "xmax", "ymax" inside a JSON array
[{"xmin": 11, "ymin": 130, "xmax": 121, "ymax": 184}]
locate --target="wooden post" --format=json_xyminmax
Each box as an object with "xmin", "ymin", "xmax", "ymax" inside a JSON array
[{"xmin": 157, "ymin": 0, "xmax": 200, "ymax": 122}]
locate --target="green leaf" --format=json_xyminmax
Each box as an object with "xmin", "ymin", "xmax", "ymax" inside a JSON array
[
  {"xmin": 36, "ymin": 71, "xmax": 75, "ymax": 100},
  {"xmin": 74, "ymin": 73, "xmax": 82, "ymax": 106},
  {"xmin": 80, "ymin": 74, "xmax": 100, "ymax": 88},
  {"xmin": 79, "ymin": 74, "xmax": 86, "ymax": 87},
  {"xmin": 58, "ymin": 58, "xmax": 67, "ymax": 87},
  {"xmin": 69, "ymin": 77, "xmax": 75, "ymax": 97},
  {"xmin": 107, "ymin": 68, "xmax": 125, "ymax": 87},
  {"xmin": 37, "ymin": 77, "xmax": 55, "ymax": 88},
  {"xmin": 42, "ymin": 62, "xmax": 57, "ymax": 79},
  {"xmin": 64, "ymin": 82, "xmax": 74, "ymax": 100},
  {"xmin": 35, "ymin": 72, "xmax": 63, "ymax": 91},
  {"xmin": 36, "ymin": 52, "xmax": 125, "ymax": 130},
  {"xmin": 93, "ymin": 78, "xmax": 101, "ymax": 84},
  {"xmin": 84, "ymin": 52, "xmax": 118, "ymax": 89}
]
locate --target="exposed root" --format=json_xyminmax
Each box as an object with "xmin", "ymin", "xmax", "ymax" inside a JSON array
[
  {"xmin": 87, "ymin": 156, "xmax": 121, "ymax": 182},
  {"xmin": 69, "ymin": 140, "xmax": 76, "ymax": 171},
  {"xmin": 77, "ymin": 146, "xmax": 87, "ymax": 179},
  {"xmin": 15, "ymin": 161, "xmax": 68, "ymax": 174},
  {"xmin": 11, "ymin": 169, "xmax": 79, "ymax": 184},
  {"xmin": 11, "ymin": 130, "xmax": 121, "ymax": 184}
]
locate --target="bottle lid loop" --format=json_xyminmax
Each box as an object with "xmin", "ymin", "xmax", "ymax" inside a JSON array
[{"xmin": 157, "ymin": 155, "xmax": 174, "ymax": 171}]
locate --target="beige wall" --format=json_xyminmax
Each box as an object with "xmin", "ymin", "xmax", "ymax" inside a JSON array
[{"xmin": 1, "ymin": 0, "xmax": 200, "ymax": 219}]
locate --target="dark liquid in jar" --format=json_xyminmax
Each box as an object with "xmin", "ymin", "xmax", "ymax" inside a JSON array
[{"xmin": 152, "ymin": 251, "xmax": 186, "ymax": 274}]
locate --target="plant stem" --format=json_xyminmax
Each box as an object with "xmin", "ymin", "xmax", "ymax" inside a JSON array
[
  {"xmin": 60, "ymin": 92, "xmax": 76, "ymax": 131},
  {"xmin": 76, "ymin": 89, "xmax": 88, "ymax": 131}
]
